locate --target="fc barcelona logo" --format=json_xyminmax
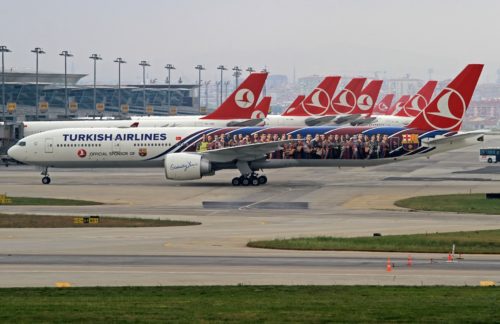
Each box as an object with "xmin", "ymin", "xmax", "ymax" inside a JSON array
[
  {"xmin": 138, "ymin": 148, "xmax": 147, "ymax": 157},
  {"xmin": 402, "ymin": 134, "xmax": 419, "ymax": 151}
]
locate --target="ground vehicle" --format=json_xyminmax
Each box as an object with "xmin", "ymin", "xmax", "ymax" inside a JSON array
[{"xmin": 479, "ymin": 148, "xmax": 500, "ymax": 163}]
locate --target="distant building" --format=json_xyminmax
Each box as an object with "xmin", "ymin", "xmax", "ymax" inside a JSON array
[{"xmin": 1, "ymin": 72, "xmax": 199, "ymax": 121}]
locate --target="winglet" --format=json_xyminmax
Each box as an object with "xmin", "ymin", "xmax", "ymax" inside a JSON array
[
  {"xmin": 407, "ymin": 64, "xmax": 483, "ymax": 131},
  {"xmin": 202, "ymin": 72, "xmax": 268, "ymax": 120}
]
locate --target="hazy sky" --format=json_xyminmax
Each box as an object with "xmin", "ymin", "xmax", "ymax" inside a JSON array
[{"xmin": 1, "ymin": 0, "xmax": 499, "ymax": 84}]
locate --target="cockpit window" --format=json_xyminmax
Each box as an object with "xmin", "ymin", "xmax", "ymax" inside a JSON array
[{"xmin": 18, "ymin": 141, "xmax": 26, "ymax": 147}]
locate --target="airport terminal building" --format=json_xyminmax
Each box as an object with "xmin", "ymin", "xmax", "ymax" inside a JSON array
[{"xmin": 1, "ymin": 72, "xmax": 201, "ymax": 121}]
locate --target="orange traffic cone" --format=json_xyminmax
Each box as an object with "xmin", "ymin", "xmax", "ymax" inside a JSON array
[
  {"xmin": 386, "ymin": 257, "xmax": 392, "ymax": 272},
  {"xmin": 407, "ymin": 255, "xmax": 413, "ymax": 267},
  {"xmin": 447, "ymin": 253, "xmax": 453, "ymax": 262}
]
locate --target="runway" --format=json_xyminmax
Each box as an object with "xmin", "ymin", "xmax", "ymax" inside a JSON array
[{"xmin": 0, "ymin": 135, "xmax": 499, "ymax": 286}]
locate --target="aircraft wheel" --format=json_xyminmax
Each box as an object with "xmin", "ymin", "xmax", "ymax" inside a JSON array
[
  {"xmin": 42, "ymin": 176, "xmax": 51, "ymax": 185},
  {"xmin": 488, "ymin": 158, "xmax": 493, "ymax": 163},
  {"xmin": 231, "ymin": 177, "xmax": 241, "ymax": 186},
  {"xmin": 241, "ymin": 177, "xmax": 250, "ymax": 186},
  {"xmin": 258, "ymin": 175, "xmax": 268, "ymax": 185},
  {"xmin": 250, "ymin": 176, "xmax": 260, "ymax": 186}
]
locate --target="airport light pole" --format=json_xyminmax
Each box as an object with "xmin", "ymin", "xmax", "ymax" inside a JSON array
[
  {"xmin": 217, "ymin": 65, "xmax": 227, "ymax": 104},
  {"xmin": 165, "ymin": 64, "xmax": 175, "ymax": 112},
  {"xmin": 261, "ymin": 67, "xmax": 269, "ymax": 97},
  {"xmin": 89, "ymin": 54, "xmax": 102, "ymax": 115},
  {"xmin": 0, "ymin": 45, "xmax": 11, "ymax": 122},
  {"xmin": 31, "ymin": 47, "xmax": 45, "ymax": 120},
  {"xmin": 232, "ymin": 66, "xmax": 241, "ymax": 87},
  {"xmin": 114, "ymin": 57, "xmax": 126, "ymax": 112},
  {"xmin": 224, "ymin": 80, "xmax": 230, "ymax": 99},
  {"xmin": 246, "ymin": 66, "xmax": 255, "ymax": 74},
  {"xmin": 203, "ymin": 80, "xmax": 210, "ymax": 108},
  {"xmin": 139, "ymin": 60, "xmax": 150, "ymax": 112},
  {"xmin": 59, "ymin": 50, "xmax": 73, "ymax": 118},
  {"xmin": 194, "ymin": 64, "xmax": 205, "ymax": 109},
  {"xmin": 215, "ymin": 81, "xmax": 221, "ymax": 106}
]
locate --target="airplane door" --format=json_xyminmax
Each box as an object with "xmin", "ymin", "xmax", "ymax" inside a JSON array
[
  {"xmin": 45, "ymin": 138, "xmax": 54, "ymax": 153},
  {"xmin": 112, "ymin": 141, "xmax": 120, "ymax": 152}
]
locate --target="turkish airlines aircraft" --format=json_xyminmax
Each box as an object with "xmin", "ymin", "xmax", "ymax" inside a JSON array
[
  {"xmin": 364, "ymin": 80, "xmax": 438, "ymax": 127},
  {"xmin": 22, "ymin": 72, "xmax": 269, "ymax": 137},
  {"xmin": 8, "ymin": 64, "xmax": 484, "ymax": 186},
  {"xmin": 372, "ymin": 94, "xmax": 395, "ymax": 115}
]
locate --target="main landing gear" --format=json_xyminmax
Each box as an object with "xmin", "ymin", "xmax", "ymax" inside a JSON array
[
  {"xmin": 41, "ymin": 167, "xmax": 51, "ymax": 185},
  {"xmin": 231, "ymin": 173, "xmax": 268, "ymax": 186}
]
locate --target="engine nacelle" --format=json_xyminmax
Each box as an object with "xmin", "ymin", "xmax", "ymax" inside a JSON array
[{"xmin": 164, "ymin": 153, "xmax": 213, "ymax": 180}]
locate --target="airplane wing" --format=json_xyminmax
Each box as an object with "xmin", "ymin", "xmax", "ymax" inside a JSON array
[
  {"xmin": 304, "ymin": 116, "xmax": 337, "ymax": 126},
  {"xmin": 201, "ymin": 140, "xmax": 293, "ymax": 163},
  {"xmin": 226, "ymin": 118, "xmax": 265, "ymax": 127}
]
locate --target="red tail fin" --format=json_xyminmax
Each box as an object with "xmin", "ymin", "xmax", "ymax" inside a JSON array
[
  {"xmin": 351, "ymin": 80, "xmax": 383, "ymax": 115},
  {"xmin": 395, "ymin": 80, "xmax": 438, "ymax": 117},
  {"xmin": 283, "ymin": 76, "xmax": 341, "ymax": 116},
  {"xmin": 252, "ymin": 96, "xmax": 272, "ymax": 119},
  {"xmin": 202, "ymin": 72, "xmax": 267, "ymax": 119},
  {"xmin": 386, "ymin": 95, "xmax": 410, "ymax": 115},
  {"xmin": 372, "ymin": 94, "xmax": 395, "ymax": 115},
  {"xmin": 408, "ymin": 64, "xmax": 483, "ymax": 131},
  {"xmin": 281, "ymin": 95, "xmax": 305, "ymax": 116},
  {"xmin": 330, "ymin": 78, "xmax": 366, "ymax": 115}
]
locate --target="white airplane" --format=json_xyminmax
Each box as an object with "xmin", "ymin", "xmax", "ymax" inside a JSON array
[
  {"xmin": 8, "ymin": 64, "xmax": 485, "ymax": 186},
  {"xmin": 22, "ymin": 72, "xmax": 269, "ymax": 137}
]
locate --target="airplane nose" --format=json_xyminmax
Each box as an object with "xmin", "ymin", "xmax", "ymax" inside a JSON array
[{"xmin": 7, "ymin": 145, "xmax": 22, "ymax": 162}]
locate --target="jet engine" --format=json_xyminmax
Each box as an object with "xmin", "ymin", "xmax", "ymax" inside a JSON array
[{"xmin": 164, "ymin": 153, "xmax": 213, "ymax": 180}]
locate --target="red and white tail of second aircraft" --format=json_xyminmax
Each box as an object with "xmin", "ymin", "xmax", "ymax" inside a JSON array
[
  {"xmin": 202, "ymin": 72, "xmax": 268, "ymax": 120},
  {"xmin": 372, "ymin": 94, "xmax": 395, "ymax": 115}
]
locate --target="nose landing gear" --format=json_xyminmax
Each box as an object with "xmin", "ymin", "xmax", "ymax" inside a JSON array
[{"xmin": 41, "ymin": 167, "xmax": 51, "ymax": 185}]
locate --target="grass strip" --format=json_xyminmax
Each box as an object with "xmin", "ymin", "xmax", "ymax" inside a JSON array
[
  {"xmin": 0, "ymin": 214, "xmax": 199, "ymax": 228},
  {"xmin": 247, "ymin": 229, "xmax": 500, "ymax": 254},
  {"xmin": 0, "ymin": 286, "xmax": 497, "ymax": 323},
  {"xmin": 395, "ymin": 193, "xmax": 500, "ymax": 215}
]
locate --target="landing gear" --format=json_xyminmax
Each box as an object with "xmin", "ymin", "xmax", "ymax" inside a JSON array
[
  {"xmin": 231, "ymin": 173, "xmax": 267, "ymax": 186},
  {"xmin": 41, "ymin": 167, "xmax": 51, "ymax": 185}
]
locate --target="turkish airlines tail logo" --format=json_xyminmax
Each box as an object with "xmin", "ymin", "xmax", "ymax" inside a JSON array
[
  {"xmin": 286, "ymin": 76, "xmax": 340, "ymax": 116},
  {"xmin": 352, "ymin": 80, "xmax": 382, "ymax": 114},
  {"xmin": 202, "ymin": 72, "xmax": 268, "ymax": 120},
  {"xmin": 282, "ymin": 95, "xmax": 305, "ymax": 116},
  {"xmin": 400, "ymin": 80, "xmax": 438, "ymax": 117},
  {"xmin": 331, "ymin": 78, "xmax": 366, "ymax": 115},
  {"xmin": 408, "ymin": 64, "xmax": 483, "ymax": 131},
  {"xmin": 372, "ymin": 94, "xmax": 394, "ymax": 115}
]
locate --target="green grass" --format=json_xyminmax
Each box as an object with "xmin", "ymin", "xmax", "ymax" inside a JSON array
[
  {"xmin": 395, "ymin": 193, "xmax": 500, "ymax": 215},
  {"xmin": 3, "ymin": 196, "xmax": 103, "ymax": 206},
  {"xmin": 0, "ymin": 214, "xmax": 200, "ymax": 228},
  {"xmin": 0, "ymin": 286, "xmax": 497, "ymax": 323},
  {"xmin": 247, "ymin": 229, "xmax": 500, "ymax": 254}
]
